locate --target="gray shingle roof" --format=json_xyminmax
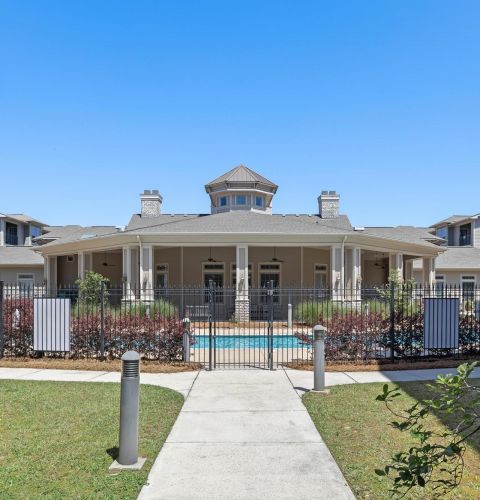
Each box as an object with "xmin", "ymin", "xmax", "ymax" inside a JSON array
[
  {"xmin": 0, "ymin": 246, "xmax": 44, "ymax": 266},
  {"xmin": 362, "ymin": 226, "xmax": 443, "ymax": 246},
  {"xmin": 205, "ymin": 165, "xmax": 277, "ymax": 188},
  {"xmin": 126, "ymin": 211, "xmax": 354, "ymax": 235},
  {"xmin": 412, "ymin": 247, "xmax": 480, "ymax": 270},
  {"xmin": 430, "ymin": 214, "xmax": 478, "ymax": 228},
  {"xmin": 1, "ymin": 213, "xmax": 47, "ymax": 227},
  {"xmin": 38, "ymin": 225, "xmax": 118, "ymax": 246}
]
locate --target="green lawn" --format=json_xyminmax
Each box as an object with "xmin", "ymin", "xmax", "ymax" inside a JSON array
[
  {"xmin": 0, "ymin": 380, "xmax": 183, "ymax": 499},
  {"xmin": 303, "ymin": 381, "xmax": 480, "ymax": 499}
]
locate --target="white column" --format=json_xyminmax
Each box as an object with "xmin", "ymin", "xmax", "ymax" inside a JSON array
[
  {"xmin": 352, "ymin": 247, "xmax": 362, "ymax": 297},
  {"xmin": 78, "ymin": 251, "xmax": 85, "ymax": 280},
  {"xmin": 404, "ymin": 260, "xmax": 413, "ymax": 281},
  {"xmin": 423, "ymin": 257, "xmax": 435, "ymax": 286},
  {"xmin": 122, "ymin": 246, "xmax": 133, "ymax": 299},
  {"xmin": 389, "ymin": 253, "xmax": 404, "ymax": 281},
  {"xmin": 140, "ymin": 245, "xmax": 154, "ymax": 301},
  {"xmin": 235, "ymin": 245, "xmax": 249, "ymax": 321},
  {"xmin": 331, "ymin": 246, "xmax": 343, "ymax": 301},
  {"xmin": 47, "ymin": 256, "xmax": 57, "ymax": 293}
]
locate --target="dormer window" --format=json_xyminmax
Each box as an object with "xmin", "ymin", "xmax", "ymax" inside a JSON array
[
  {"xmin": 460, "ymin": 223, "xmax": 472, "ymax": 246},
  {"xmin": 219, "ymin": 196, "xmax": 228, "ymax": 207},
  {"xmin": 236, "ymin": 195, "xmax": 247, "ymax": 205},
  {"xmin": 255, "ymin": 196, "xmax": 263, "ymax": 207}
]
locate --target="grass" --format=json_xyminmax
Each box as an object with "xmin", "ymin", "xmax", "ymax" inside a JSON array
[
  {"xmin": 303, "ymin": 380, "xmax": 480, "ymax": 499},
  {"xmin": 286, "ymin": 357, "xmax": 480, "ymax": 372},
  {"xmin": 0, "ymin": 380, "xmax": 184, "ymax": 499},
  {"xmin": 0, "ymin": 358, "xmax": 200, "ymax": 372}
]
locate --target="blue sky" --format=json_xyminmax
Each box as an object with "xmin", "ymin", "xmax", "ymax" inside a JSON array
[{"xmin": 1, "ymin": 1, "xmax": 479, "ymax": 228}]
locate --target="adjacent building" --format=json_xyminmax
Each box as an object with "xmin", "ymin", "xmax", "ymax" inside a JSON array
[
  {"xmin": 413, "ymin": 214, "xmax": 480, "ymax": 292},
  {"xmin": 0, "ymin": 213, "xmax": 47, "ymax": 288}
]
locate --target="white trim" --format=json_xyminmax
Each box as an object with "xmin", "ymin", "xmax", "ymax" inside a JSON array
[{"xmin": 313, "ymin": 263, "xmax": 328, "ymax": 289}]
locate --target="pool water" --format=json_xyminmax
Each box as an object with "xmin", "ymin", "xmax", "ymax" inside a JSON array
[{"xmin": 193, "ymin": 335, "xmax": 311, "ymax": 349}]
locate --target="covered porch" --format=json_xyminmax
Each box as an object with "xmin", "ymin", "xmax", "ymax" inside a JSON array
[{"xmin": 47, "ymin": 243, "xmax": 436, "ymax": 320}]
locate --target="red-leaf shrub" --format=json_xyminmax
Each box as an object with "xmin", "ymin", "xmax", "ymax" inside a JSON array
[
  {"xmin": 69, "ymin": 311, "xmax": 184, "ymax": 361},
  {"xmin": 296, "ymin": 311, "xmax": 388, "ymax": 361},
  {"xmin": 2, "ymin": 298, "xmax": 34, "ymax": 357}
]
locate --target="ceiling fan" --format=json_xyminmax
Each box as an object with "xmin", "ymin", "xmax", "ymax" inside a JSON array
[
  {"xmin": 207, "ymin": 247, "xmax": 218, "ymax": 263},
  {"xmin": 101, "ymin": 253, "xmax": 117, "ymax": 267},
  {"xmin": 374, "ymin": 253, "xmax": 385, "ymax": 269},
  {"xmin": 271, "ymin": 247, "xmax": 285, "ymax": 263}
]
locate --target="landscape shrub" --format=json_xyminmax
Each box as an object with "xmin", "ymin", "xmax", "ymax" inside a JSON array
[
  {"xmin": 2, "ymin": 298, "xmax": 34, "ymax": 357},
  {"xmin": 296, "ymin": 311, "xmax": 388, "ymax": 361},
  {"xmin": 69, "ymin": 312, "xmax": 184, "ymax": 360}
]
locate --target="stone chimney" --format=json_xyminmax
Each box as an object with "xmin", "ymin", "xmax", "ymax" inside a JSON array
[
  {"xmin": 140, "ymin": 189, "xmax": 162, "ymax": 218},
  {"xmin": 318, "ymin": 190, "xmax": 340, "ymax": 219}
]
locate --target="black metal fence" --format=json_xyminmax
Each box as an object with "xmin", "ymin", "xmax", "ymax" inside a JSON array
[{"xmin": 1, "ymin": 281, "xmax": 480, "ymax": 369}]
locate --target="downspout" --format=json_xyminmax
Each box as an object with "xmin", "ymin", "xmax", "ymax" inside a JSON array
[{"xmin": 137, "ymin": 235, "xmax": 143, "ymax": 294}]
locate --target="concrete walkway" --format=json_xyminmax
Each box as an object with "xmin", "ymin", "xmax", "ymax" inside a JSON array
[{"xmin": 138, "ymin": 369, "xmax": 354, "ymax": 500}]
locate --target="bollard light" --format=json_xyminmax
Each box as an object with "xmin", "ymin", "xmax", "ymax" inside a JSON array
[
  {"xmin": 312, "ymin": 324, "xmax": 329, "ymax": 394},
  {"xmin": 109, "ymin": 351, "xmax": 146, "ymax": 472}
]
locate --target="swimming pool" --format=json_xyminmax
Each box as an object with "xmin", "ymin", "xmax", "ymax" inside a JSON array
[{"xmin": 192, "ymin": 335, "xmax": 311, "ymax": 349}]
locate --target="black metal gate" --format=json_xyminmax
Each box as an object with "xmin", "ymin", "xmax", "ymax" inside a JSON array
[{"xmin": 195, "ymin": 281, "xmax": 309, "ymax": 370}]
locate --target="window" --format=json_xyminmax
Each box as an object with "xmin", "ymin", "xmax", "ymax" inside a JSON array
[
  {"xmin": 17, "ymin": 273, "xmax": 34, "ymax": 296},
  {"xmin": 203, "ymin": 263, "xmax": 224, "ymax": 303},
  {"xmin": 5, "ymin": 222, "xmax": 18, "ymax": 245},
  {"xmin": 67, "ymin": 255, "xmax": 74, "ymax": 263},
  {"xmin": 231, "ymin": 263, "xmax": 252, "ymax": 287},
  {"xmin": 435, "ymin": 275, "xmax": 445, "ymax": 294},
  {"xmin": 435, "ymin": 226, "xmax": 447, "ymax": 244},
  {"xmin": 314, "ymin": 264, "xmax": 328, "ymax": 290},
  {"xmin": 459, "ymin": 224, "xmax": 472, "ymax": 246},
  {"xmin": 255, "ymin": 196, "xmax": 263, "ymax": 207},
  {"xmin": 219, "ymin": 196, "xmax": 228, "ymax": 207},
  {"xmin": 155, "ymin": 264, "xmax": 169, "ymax": 288},
  {"xmin": 259, "ymin": 263, "xmax": 281, "ymax": 303},
  {"xmin": 236, "ymin": 195, "xmax": 247, "ymax": 205},
  {"xmin": 461, "ymin": 275, "xmax": 475, "ymax": 300},
  {"xmin": 30, "ymin": 225, "xmax": 42, "ymax": 240}
]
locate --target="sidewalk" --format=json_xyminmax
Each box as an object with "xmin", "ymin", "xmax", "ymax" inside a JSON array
[
  {"xmin": 0, "ymin": 367, "xmax": 198, "ymax": 397},
  {"xmin": 138, "ymin": 369, "xmax": 355, "ymax": 500}
]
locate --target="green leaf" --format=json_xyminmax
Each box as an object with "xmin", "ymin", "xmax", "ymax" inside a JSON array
[{"xmin": 375, "ymin": 469, "xmax": 386, "ymax": 476}]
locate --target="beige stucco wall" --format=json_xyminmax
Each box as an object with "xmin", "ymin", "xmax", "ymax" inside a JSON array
[
  {"xmin": 150, "ymin": 246, "xmax": 331, "ymax": 288},
  {"xmin": 182, "ymin": 247, "xmax": 236, "ymax": 286},
  {"xmin": 363, "ymin": 258, "xmax": 389, "ymax": 287},
  {"xmin": 92, "ymin": 251, "xmax": 122, "ymax": 285},
  {"xmin": 300, "ymin": 248, "xmax": 330, "ymax": 287},
  {"xmin": 57, "ymin": 255, "xmax": 78, "ymax": 285},
  {"xmin": 154, "ymin": 248, "xmax": 182, "ymax": 285},
  {"xmin": 0, "ymin": 267, "xmax": 44, "ymax": 284}
]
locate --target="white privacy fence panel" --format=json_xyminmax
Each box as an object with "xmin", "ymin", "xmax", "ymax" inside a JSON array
[
  {"xmin": 424, "ymin": 298, "xmax": 459, "ymax": 349},
  {"xmin": 34, "ymin": 298, "xmax": 71, "ymax": 352}
]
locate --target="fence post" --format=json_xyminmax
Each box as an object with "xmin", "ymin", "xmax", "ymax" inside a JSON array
[
  {"xmin": 208, "ymin": 279, "xmax": 213, "ymax": 371},
  {"xmin": 100, "ymin": 281, "xmax": 105, "ymax": 361},
  {"xmin": 268, "ymin": 280, "xmax": 274, "ymax": 370},
  {"xmin": 312, "ymin": 324, "xmax": 329, "ymax": 394},
  {"xmin": 0, "ymin": 281, "xmax": 4, "ymax": 359},
  {"xmin": 389, "ymin": 280, "xmax": 395, "ymax": 362}
]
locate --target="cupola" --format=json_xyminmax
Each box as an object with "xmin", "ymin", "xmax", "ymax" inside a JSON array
[{"xmin": 204, "ymin": 165, "xmax": 278, "ymax": 214}]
